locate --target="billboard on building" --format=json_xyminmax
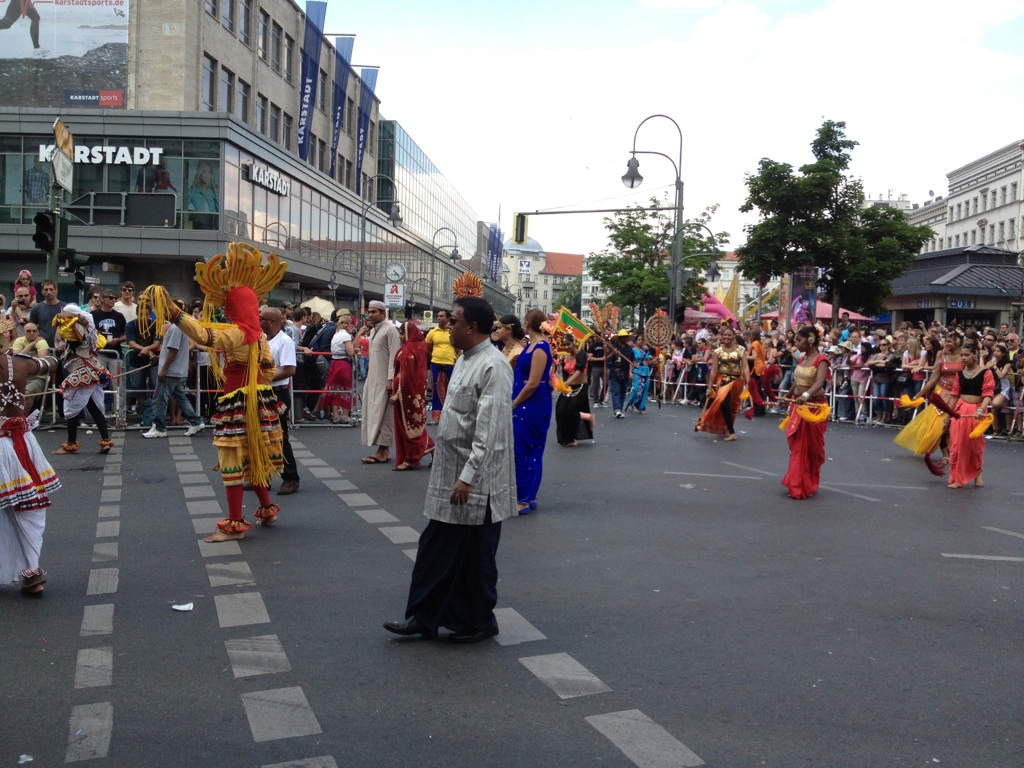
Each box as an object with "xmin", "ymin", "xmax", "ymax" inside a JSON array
[{"xmin": 0, "ymin": 0, "xmax": 129, "ymax": 109}]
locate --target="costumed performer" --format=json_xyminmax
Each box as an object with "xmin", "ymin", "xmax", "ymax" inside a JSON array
[
  {"xmin": 391, "ymin": 320, "xmax": 435, "ymax": 471},
  {"xmin": 626, "ymin": 335, "xmax": 651, "ymax": 413},
  {"xmin": 555, "ymin": 334, "xmax": 592, "ymax": 446},
  {"xmin": 781, "ymin": 326, "xmax": 831, "ymax": 499},
  {"xmin": 512, "ymin": 308, "xmax": 553, "ymax": 514},
  {"xmin": 425, "ymin": 308, "xmax": 455, "ymax": 424},
  {"xmin": 947, "ymin": 341, "xmax": 994, "ymax": 489},
  {"xmin": 141, "ymin": 243, "xmax": 288, "ymax": 542},
  {"xmin": 0, "ymin": 320, "xmax": 61, "ymax": 595},
  {"xmin": 695, "ymin": 325, "xmax": 749, "ymax": 442},
  {"xmin": 895, "ymin": 334, "xmax": 960, "ymax": 477},
  {"xmin": 51, "ymin": 303, "xmax": 115, "ymax": 455}
]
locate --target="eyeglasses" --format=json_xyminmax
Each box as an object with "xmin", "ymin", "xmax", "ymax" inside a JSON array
[
  {"xmin": 121, "ymin": 287, "xmax": 134, "ymax": 293},
  {"xmin": 103, "ymin": 295, "xmax": 117, "ymax": 300}
]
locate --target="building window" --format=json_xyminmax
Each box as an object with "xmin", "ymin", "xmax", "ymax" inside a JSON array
[
  {"xmin": 955, "ymin": 203, "xmax": 961, "ymax": 220},
  {"xmin": 284, "ymin": 35, "xmax": 294, "ymax": 82},
  {"xmin": 369, "ymin": 120, "xmax": 376, "ymax": 150},
  {"xmin": 971, "ymin": 229, "xmax": 976, "ymax": 244},
  {"xmin": 992, "ymin": 190, "xmax": 998, "ymax": 209},
  {"xmin": 282, "ymin": 113, "xmax": 293, "ymax": 150},
  {"xmin": 990, "ymin": 224, "xmax": 995, "ymax": 244},
  {"xmin": 954, "ymin": 234, "xmax": 960, "ymax": 247},
  {"xmin": 257, "ymin": 10, "xmax": 269, "ymax": 61},
  {"xmin": 973, "ymin": 196, "xmax": 978, "ymax": 215},
  {"xmin": 256, "ymin": 94, "xmax": 267, "ymax": 134},
  {"xmin": 202, "ymin": 55, "xmax": 217, "ymax": 111},
  {"xmin": 346, "ymin": 97, "xmax": 355, "ymax": 135},
  {"xmin": 269, "ymin": 104, "xmax": 281, "ymax": 143},
  {"xmin": 270, "ymin": 22, "xmax": 282, "ymax": 73},
  {"xmin": 1001, "ymin": 186, "xmax": 1007, "ymax": 206},
  {"xmin": 307, "ymin": 133, "xmax": 317, "ymax": 165},
  {"xmin": 237, "ymin": 0, "xmax": 251, "ymax": 44},
  {"xmin": 999, "ymin": 222, "xmax": 1005, "ymax": 242},
  {"xmin": 317, "ymin": 139, "xmax": 326, "ymax": 172},
  {"xmin": 219, "ymin": 67, "xmax": 234, "ymax": 113},
  {"xmin": 237, "ymin": 79, "xmax": 250, "ymax": 123},
  {"xmin": 1013, "ymin": 182, "xmax": 1019, "ymax": 202},
  {"xmin": 221, "ymin": 0, "xmax": 235, "ymax": 32},
  {"xmin": 318, "ymin": 68, "xmax": 327, "ymax": 112},
  {"xmin": 205, "ymin": 0, "xmax": 217, "ymax": 18},
  {"xmin": 344, "ymin": 159, "xmax": 353, "ymax": 189}
]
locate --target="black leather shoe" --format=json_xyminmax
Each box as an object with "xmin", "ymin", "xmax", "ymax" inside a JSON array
[
  {"xmin": 383, "ymin": 617, "xmax": 438, "ymax": 639},
  {"xmin": 449, "ymin": 623, "xmax": 499, "ymax": 644}
]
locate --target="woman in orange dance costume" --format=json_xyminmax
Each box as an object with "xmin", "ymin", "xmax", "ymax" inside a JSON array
[
  {"xmin": 947, "ymin": 341, "xmax": 994, "ymax": 489},
  {"xmin": 781, "ymin": 326, "xmax": 831, "ymax": 499},
  {"xmin": 695, "ymin": 326, "xmax": 749, "ymax": 442}
]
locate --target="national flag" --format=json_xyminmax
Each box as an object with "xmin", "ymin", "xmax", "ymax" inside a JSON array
[{"xmin": 553, "ymin": 306, "xmax": 593, "ymax": 346}]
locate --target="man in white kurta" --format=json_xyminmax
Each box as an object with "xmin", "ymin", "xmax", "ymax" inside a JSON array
[
  {"xmin": 384, "ymin": 297, "xmax": 516, "ymax": 643},
  {"xmin": 360, "ymin": 301, "xmax": 401, "ymax": 463}
]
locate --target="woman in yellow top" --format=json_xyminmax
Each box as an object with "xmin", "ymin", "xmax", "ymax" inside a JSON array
[
  {"xmin": 696, "ymin": 326, "xmax": 749, "ymax": 442},
  {"xmin": 425, "ymin": 308, "xmax": 456, "ymax": 424}
]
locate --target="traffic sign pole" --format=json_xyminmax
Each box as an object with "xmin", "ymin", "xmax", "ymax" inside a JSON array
[{"xmin": 45, "ymin": 176, "xmax": 62, "ymax": 283}]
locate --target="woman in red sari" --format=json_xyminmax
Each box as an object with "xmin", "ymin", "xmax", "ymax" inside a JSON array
[
  {"xmin": 782, "ymin": 326, "xmax": 831, "ymax": 499},
  {"xmin": 391, "ymin": 321, "xmax": 435, "ymax": 471},
  {"xmin": 695, "ymin": 326, "xmax": 749, "ymax": 442},
  {"xmin": 947, "ymin": 341, "xmax": 994, "ymax": 489}
]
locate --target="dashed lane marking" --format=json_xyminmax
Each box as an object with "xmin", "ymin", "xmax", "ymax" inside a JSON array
[
  {"xmin": 65, "ymin": 702, "xmax": 114, "ymax": 762},
  {"xmin": 241, "ymin": 686, "xmax": 323, "ymax": 742},
  {"xmin": 86, "ymin": 568, "xmax": 119, "ymax": 596},
  {"xmin": 95, "ymin": 521, "xmax": 120, "ymax": 538},
  {"xmin": 80, "ymin": 604, "xmax": 114, "ymax": 637},
  {"xmin": 214, "ymin": 592, "xmax": 271, "ymax": 628},
  {"xmin": 197, "ymin": 538, "xmax": 242, "ymax": 557},
  {"xmin": 586, "ymin": 709, "xmax": 705, "ymax": 768},
  {"xmin": 206, "ymin": 560, "xmax": 257, "ymax": 587},
  {"xmin": 519, "ymin": 652, "xmax": 612, "ymax": 699},
  {"xmin": 339, "ymin": 492, "xmax": 376, "ymax": 506},
  {"xmin": 353, "ymin": 508, "xmax": 399, "ymax": 524},
  {"xmin": 92, "ymin": 542, "xmax": 118, "ymax": 562},
  {"xmin": 984, "ymin": 526, "xmax": 1024, "ymax": 540},
  {"xmin": 263, "ymin": 757, "xmax": 338, "ymax": 768},
  {"xmin": 74, "ymin": 646, "xmax": 114, "ymax": 688},
  {"xmin": 664, "ymin": 471, "xmax": 762, "ymax": 480},
  {"xmin": 493, "ymin": 607, "xmax": 547, "ymax": 646},
  {"xmin": 225, "ymin": 634, "xmax": 293, "ymax": 678},
  {"xmin": 378, "ymin": 526, "xmax": 421, "ymax": 545},
  {"xmin": 941, "ymin": 553, "xmax": 1024, "ymax": 562},
  {"xmin": 817, "ymin": 485, "xmax": 880, "ymax": 502},
  {"xmin": 323, "ymin": 479, "xmax": 358, "ymax": 491},
  {"xmin": 187, "ymin": 499, "xmax": 224, "ymax": 516},
  {"xmin": 722, "ymin": 461, "xmax": 775, "ymax": 476}
]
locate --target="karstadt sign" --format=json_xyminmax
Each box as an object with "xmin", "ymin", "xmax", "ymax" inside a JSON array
[{"xmin": 39, "ymin": 145, "xmax": 165, "ymax": 165}]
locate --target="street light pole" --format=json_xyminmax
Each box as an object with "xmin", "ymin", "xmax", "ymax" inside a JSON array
[
  {"xmin": 430, "ymin": 226, "xmax": 460, "ymax": 312},
  {"xmin": 622, "ymin": 114, "xmax": 684, "ymax": 328},
  {"xmin": 327, "ymin": 247, "xmax": 360, "ymax": 294},
  {"xmin": 358, "ymin": 174, "xmax": 402, "ymax": 320}
]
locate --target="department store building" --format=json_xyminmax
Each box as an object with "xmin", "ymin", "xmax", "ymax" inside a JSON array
[{"xmin": 0, "ymin": 0, "xmax": 510, "ymax": 315}]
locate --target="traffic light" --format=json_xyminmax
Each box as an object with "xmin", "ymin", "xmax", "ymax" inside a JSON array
[
  {"xmin": 513, "ymin": 212, "xmax": 528, "ymax": 245},
  {"xmin": 74, "ymin": 269, "xmax": 86, "ymax": 290},
  {"xmin": 59, "ymin": 248, "xmax": 89, "ymax": 271},
  {"xmin": 32, "ymin": 210, "xmax": 56, "ymax": 252}
]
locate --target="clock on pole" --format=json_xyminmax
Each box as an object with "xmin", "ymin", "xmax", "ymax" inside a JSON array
[{"xmin": 385, "ymin": 262, "xmax": 406, "ymax": 282}]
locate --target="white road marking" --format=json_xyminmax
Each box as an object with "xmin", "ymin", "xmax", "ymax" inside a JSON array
[
  {"xmin": 403, "ymin": 548, "xmax": 417, "ymax": 561},
  {"xmin": 65, "ymin": 702, "xmax": 113, "ymax": 762},
  {"xmin": 586, "ymin": 709, "xmax": 705, "ymax": 767},
  {"xmin": 99, "ymin": 488, "xmax": 121, "ymax": 503},
  {"xmin": 215, "ymin": 592, "xmax": 271, "ymax": 628},
  {"xmin": 379, "ymin": 526, "xmax": 421, "ymax": 545},
  {"xmin": 983, "ymin": 526, "xmax": 1024, "ymax": 540},
  {"xmin": 241, "ymin": 686, "xmax": 322, "ymax": 742},
  {"xmin": 102, "ymin": 474, "xmax": 122, "ymax": 487},
  {"xmin": 225, "ymin": 634, "xmax": 292, "ymax": 678},
  {"xmin": 263, "ymin": 757, "xmax": 338, "ymax": 768},
  {"xmin": 97, "ymin": 504, "xmax": 119, "ymax": 518},
  {"xmin": 74, "ymin": 646, "xmax": 113, "ymax": 688},
  {"xmin": 183, "ymin": 485, "xmax": 217, "ymax": 499},
  {"xmin": 86, "ymin": 568, "xmax": 119, "ymax": 596},
  {"xmin": 818, "ymin": 485, "xmax": 880, "ymax": 502},
  {"xmin": 722, "ymin": 461, "xmax": 775, "ymax": 476},
  {"xmin": 187, "ymin": 499, "xmax": 223, "ymax": 517},
  {"xmin": 823, "ymin": 482, "xmax": 927, "ymax": 490},
  {"xmin": 92, "ymin": 542, "xmax": 118, "ymax": 562},
  {"xmin": 323, "ymin": 478, "xmax": 358, "ymax": 491},
  {"xmin": 941, "ymin": 553, "xmax": 1024, "ymax": 562},
  {"xmin": 308, "ymin": 466, "xmax": 343, "ymax": 479},
  {"xmin": 95, "ymin": 521, "xmax": 120, "ymax": 538},
  {"xmin": 197, "ymin": 538, "xmax": 242, "ymax": 557},
  {"xmin": 354, "ymin": 508, "xmax": 399, "ymax": 524},
  {"xmin": 519, "ymin": 652, "xmax": 612, "ymax": 699},
  {"xmin": 493, "ymin": 607, "xmax": 547, "ymax": 646},
  {"xmin": 206, "ymin": 560, "xmax": 257, "ymax": 587},
  {"xmin": 173, "ymin": 460, "xmax": 206, "ymax": 473},
  {"xmin": 339, "ymin": 492, "xmax": 376, "ymax": 507},
  {"xmin": 80, "ymin": 604, "xmax": 114, "ymax": 637},
  {"xmin": 665, "ymin": 472, "xmax": 761, "ymax": 480}
]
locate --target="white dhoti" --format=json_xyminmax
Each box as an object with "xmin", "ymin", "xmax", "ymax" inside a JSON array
[{"xmin": 0, "ymin": 424, "xmax": 60, "ymax": 585}]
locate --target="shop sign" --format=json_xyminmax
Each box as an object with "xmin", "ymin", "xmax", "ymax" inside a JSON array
[
  {"xmin": 518, "ymin": 259, "xmax": 531, "ymax": 273},
  {"xmin": 243, "ymin": 163, "xmax": 291, "ymax": 196},
  {"xmin": 948, "ymin": 299, "xmax": 975, "ymax": 309},
  {"xmin": 916, "ymin": 300, "xmax": 931, "ymax": 308},
  {"xmin": 38, "ymin": 144, "xmax": 164, "ymax": 166},
  {"xmin": 384, "ymin": 282, "xmax": 404, "ymax": 308}
]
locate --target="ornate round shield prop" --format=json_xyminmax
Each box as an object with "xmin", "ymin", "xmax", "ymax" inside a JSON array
[{"xmin": 644, "ymin": 314, "xmax": 672, "ymax": 348}]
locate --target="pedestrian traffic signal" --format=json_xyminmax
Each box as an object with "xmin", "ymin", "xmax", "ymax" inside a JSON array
[
  {"xmin": 513, "ymin": 212, "xmax": 528, "ymax": 245},
  {"xmin": 74, "ymin": 269, "xmax": 87, "ymax": 290},
  {"xmin": 59, "ymin": 248, "xmax": 89, "ymax": 271},
  {"xmin": 32, "ymin": 210, "xmax": 57, "ymax": 252}
]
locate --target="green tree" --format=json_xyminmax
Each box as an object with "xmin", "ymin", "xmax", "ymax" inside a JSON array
[
  {"xmin": 588, "ymin": 197, "xmax": 727, "ymax": 328},
  {"xmin": 558, "ymin": 275, "xmax": 583, "ymax": 315},
  {"xmin": 736, "ymin": 120, "xmax": 933, "ymax": 322}
]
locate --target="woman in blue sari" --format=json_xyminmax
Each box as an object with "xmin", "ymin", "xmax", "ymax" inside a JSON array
[
  {"xmin": 512, "ymin": 308, "xmax": 553, "ymax": 514},
  {"xmin": 627, "ymin": 335, "xmax": 652, "ymax": 413}
]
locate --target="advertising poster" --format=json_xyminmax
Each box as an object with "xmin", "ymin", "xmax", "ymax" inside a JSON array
[{"xmin": 0, "ymin": 0, "xmax": 129, "ymax": 109}]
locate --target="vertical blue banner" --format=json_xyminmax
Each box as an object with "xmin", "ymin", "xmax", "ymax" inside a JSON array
[
  {"xmin": 487, "ymin": 224, "xmax": 503, "ymax": 284},
  {"xmin": 328, "ymin": 36, "xmax": 354, "ymax": 179},
  {"xmin": 354, "ymin": 67, "xmax": 379, "ymax": 196},
  {"xmin": 296, "ymin": 0, "xmax": 328, "ymax": 162}
]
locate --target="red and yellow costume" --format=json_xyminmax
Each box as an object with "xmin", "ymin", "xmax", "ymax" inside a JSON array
[
  {"xmin": 948, "ymin": 368, "xmax": 994, "ymax": 488},
  {"xmin": 696, "ymin": 347, "xmax": 743, "ymax": 435},
  {"xmin": 893, "ymin": 356, "xmax": 962, "ymax": 469},
  {"xmin": 781, "ymin": 354, "xmax": 831, "ymax": 500},
  {"xmin": 143, "ymin": 244, "xmax": 287, "ymax": 536}
]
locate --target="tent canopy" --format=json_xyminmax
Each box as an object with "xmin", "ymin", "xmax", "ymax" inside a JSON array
[{"xmin": 761, "ymin": 299, "xmax": 870, "ymax": 322}]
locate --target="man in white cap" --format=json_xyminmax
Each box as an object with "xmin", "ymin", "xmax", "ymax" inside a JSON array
[{"xmin": 360, "ymin": 301, "xmax": 401, "ymax": 463}]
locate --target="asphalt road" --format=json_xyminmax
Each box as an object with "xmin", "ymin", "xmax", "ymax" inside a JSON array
[{"xmin": 2, "ymin": 406, "xmax": 1022, "ymax": 767}]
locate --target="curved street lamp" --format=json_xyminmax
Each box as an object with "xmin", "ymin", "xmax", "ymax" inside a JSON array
[
  {"xmin": 327, "ymin": 248, "xmax": 360, "ymax": 292},
  {"xmin": 358, "ymin": 174, "xmax": 403, "ymax": 319},
  {"xmin": 622, "ymin": 114, "xmax": 684, "ymax": 326},
  {"xmin": 430, "ymin": 225, "xmax": 460, "ymax": 311}
]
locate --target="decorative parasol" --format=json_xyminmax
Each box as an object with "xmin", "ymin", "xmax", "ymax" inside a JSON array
[
  {"xmin": 300, "ymin": 296, "xmax": 335, "ymax": 318},
  {"xmin": 644, "ymin": 314, "xmax": 672, "ymax": 348}
]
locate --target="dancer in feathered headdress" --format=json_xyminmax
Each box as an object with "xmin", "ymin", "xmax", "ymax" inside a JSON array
[{"xmin": 140, "ymin": 243, "xmax": 289, "ymax": 542}]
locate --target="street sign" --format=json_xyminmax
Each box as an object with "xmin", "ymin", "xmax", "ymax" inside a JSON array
[
  {"xmin": 84, "ymin": 275, "xmax": 101, "ymax": 285},
  {"xmin": 423, "ymin": 310, "xmax": 433, "ymax": 324},
  {"xmin": 53, "ymin": 117, "xmax": 75, "ymax": 158},
  {"xmin": 51, "ymin": 148, "xmax": 74, "ymax": 193},
  {"xmin": 384, "ymin": 282, "xmax": 404, "ymax": 308}
]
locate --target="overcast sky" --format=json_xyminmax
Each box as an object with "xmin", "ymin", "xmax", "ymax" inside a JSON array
[{"xmin": 324, "ymin": 0, "xmax": 1024, "ymax": 256}]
